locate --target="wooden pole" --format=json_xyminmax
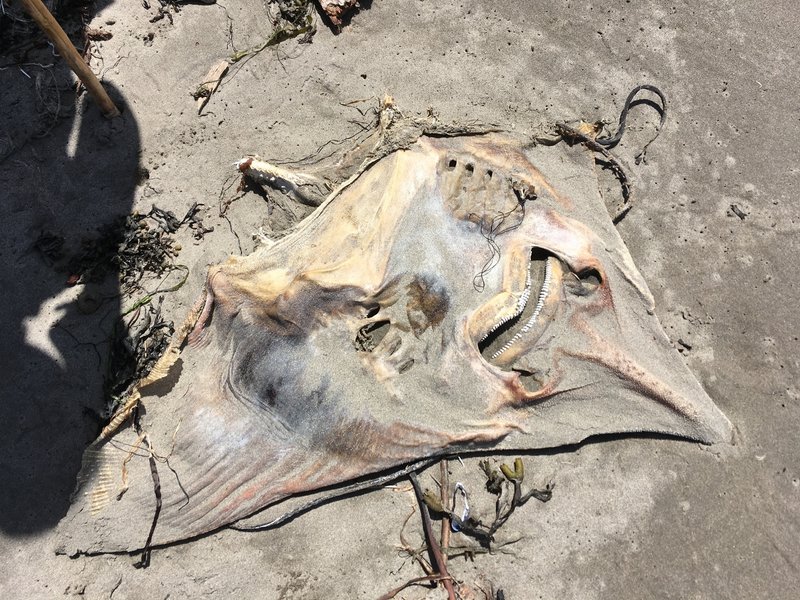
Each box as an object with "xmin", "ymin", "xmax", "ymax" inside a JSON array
[{"xmin": 18, "ymin": 0, "xmax": 120, "ymax": 118}]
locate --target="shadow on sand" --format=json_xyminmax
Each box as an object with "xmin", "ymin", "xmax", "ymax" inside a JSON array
[{"xmin": 0, "ymin": 2, "xmax": 139, "ymax": 534}]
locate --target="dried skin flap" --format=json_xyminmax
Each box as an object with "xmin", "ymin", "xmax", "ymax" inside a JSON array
[{"xmin": 59, "ymin": 133, "xmax": 731, "ymax": 553}]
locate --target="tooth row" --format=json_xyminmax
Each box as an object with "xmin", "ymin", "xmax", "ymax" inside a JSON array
[
  {"xmin": 480, "ymin": 273, "xmax": 532, "ymax": 342},
  {"xmin": 490, "ymin": 259, "xmax": 553, "ymax": 360}
]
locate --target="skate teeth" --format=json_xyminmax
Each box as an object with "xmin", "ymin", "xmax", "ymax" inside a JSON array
[
  {"xmin": 480, "ymin": 273, "xmax": 532, "ymax": 342},
  {"xmin": 490, "ymin": 259, "xmax": 552, "ymax": 360}
]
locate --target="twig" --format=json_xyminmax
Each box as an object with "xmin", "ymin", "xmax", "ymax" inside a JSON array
[
  {"xmin": 18, "ymin": 0, "xmax": 120, "ymax": 117},
  {"xmin": 397, "ymin": 506, "xmax": 434, "ymax": 576},
  {"xmin": 218, "ymin": 171, "xmax": 245, "ymax": 217},
  {"xmin": 409, "ymin": 472, "xmax": 457, "ymax": 600},
  {"xmin": 439, "ymin": 460, "xmax": 451, "ymax": 567},
  {"xmin": 377, "ymin": 575, "xmax": 453, "ymax": 600}
]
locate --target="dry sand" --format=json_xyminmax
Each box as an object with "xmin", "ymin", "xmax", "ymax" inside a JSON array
[{"xmin": 1, "ymin": 1, "xmax": 798, "ymax": 598}]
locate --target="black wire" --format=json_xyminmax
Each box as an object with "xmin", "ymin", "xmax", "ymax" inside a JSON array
[
  {"xmin": 471, "ymin": 200, "xmax": 526, "ymax": 292},
  {"xmin": 595, "ymin": 84, "xmax": 667, "ymax": 163}
]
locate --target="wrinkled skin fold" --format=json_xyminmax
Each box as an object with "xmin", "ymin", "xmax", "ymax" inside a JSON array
[{"xmin": 58, "ymin": 132, "xmax": 732, "ymax": 554}]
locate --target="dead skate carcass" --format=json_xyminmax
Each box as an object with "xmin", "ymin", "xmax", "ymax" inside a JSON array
[{"xmin": 58, "ymin": 105, "xmax": 732, "ymax": 554}]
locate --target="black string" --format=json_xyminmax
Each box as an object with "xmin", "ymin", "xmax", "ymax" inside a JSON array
[
  {"xmin": 552, "ymin": 85, "xmax": 668, "ymax": 224},
  {"xmin": 595, "ymin": 84, "xmax": 667, "ymax": 164},
  {"xmin": 131, "ymin": 406, "xmax": 161, "ymax": 569},
  {"xmin": 471, "ymin": 199, "xmax": 526, "ymax": 292},
  {"xmin": 134, "ymin": 445, "xmax": 162, "ymax": 569}
]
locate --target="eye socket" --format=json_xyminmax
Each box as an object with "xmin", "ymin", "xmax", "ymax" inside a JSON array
[{"xmin": 577, "ymin": 268, "xmax": 602, "ymax": 291}]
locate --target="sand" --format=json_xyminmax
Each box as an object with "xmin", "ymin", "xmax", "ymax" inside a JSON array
[{"xmin": 1, "ymin": 1, "xmax": 798, "ymax": 598}]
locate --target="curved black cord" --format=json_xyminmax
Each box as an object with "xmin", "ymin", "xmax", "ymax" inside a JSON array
[{"xmin": 595, "ymin": 84, "xmax": 667, "ymax": 163}]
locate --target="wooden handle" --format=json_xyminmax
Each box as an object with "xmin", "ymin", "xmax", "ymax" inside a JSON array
[{"xmin": 19, "ymin": 0, "xmax": 120, "ymax": 118}]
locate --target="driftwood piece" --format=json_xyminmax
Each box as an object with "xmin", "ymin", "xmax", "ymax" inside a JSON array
[{"xmin": 195, "ymin": 60, "xmax": 229, "ymax": 115}]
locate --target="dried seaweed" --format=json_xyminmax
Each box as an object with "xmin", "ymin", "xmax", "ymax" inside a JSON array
[
  {"xmin": 422, "ymin": 458, "xmax": 553, "ymax": 549},
  {"xmin": 180, "ymin": 203, "xmax": 214, "ymax": 240},
  {"xmin": 67, "ymin": 212, "xmax": 170, "ymax": 292},
  {"xmin": 229, "ymin": 0, "xmax": 315, "ymax": 63},
  {"xmin": 106, "ymin": 299, "xmax": 174, "ymax": 408},
  {"xmin": 66, "ymin": 203, "xmax": 209, "ymax": 292},
  {"xmin": 387, "ymin": 460, "xmax": 550, "ymax": 599},
  {"xmin": 49, "ymin": 203, "xmax": 207, "ymax": 414}
]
